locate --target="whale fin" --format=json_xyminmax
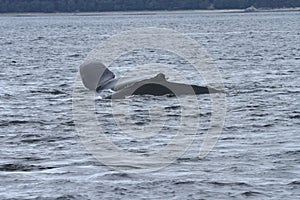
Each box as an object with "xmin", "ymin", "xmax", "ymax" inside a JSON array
[{"xmin": 80, "ymin": 61, "xmax": 115, "ymax": 90}]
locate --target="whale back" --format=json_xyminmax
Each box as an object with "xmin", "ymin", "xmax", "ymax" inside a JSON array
[{"xmin": 80, "ymin": 61, "xmax": 115, "ymax": 90}]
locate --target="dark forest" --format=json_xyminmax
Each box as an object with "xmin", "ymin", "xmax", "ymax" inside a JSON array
[{"xmin": 0, "ymin": 0, "xmax": 299, "ymax": 13}]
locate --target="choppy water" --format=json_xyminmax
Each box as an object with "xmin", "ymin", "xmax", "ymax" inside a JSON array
[{"xmin": 0, "ymin": 11, "xmax": 299, "ymax": 199}]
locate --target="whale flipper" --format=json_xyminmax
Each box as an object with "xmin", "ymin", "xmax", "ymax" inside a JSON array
[{"xmin": 80, "ymin": 61, "xmax": 115, "ymax": 90}]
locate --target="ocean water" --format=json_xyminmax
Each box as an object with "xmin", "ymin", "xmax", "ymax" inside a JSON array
[{"xmin": 0, "ymin": 11, "xmax": 299, "ymax": 199}]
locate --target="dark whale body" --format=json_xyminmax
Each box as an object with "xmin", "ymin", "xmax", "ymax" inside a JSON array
[{"xmin": 80, "ymin": 61, "xmax": 222, "ymax": 99}]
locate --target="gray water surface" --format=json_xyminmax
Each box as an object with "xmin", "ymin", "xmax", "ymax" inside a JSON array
[{"xmin": 0, "ymin": 12, "xmax": 299, "ymax": 199}]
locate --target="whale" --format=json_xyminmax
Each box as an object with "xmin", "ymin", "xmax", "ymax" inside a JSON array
[{"xmin": 80, "ymin": 61, "xmax": 222, "ymax": 99}]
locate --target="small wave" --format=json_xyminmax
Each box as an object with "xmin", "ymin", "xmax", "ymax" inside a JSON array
[
  {"xmin": 250, "ymin": 113, "xmax": 269, "ymax": 117},
  {"xmin": 177, "ymin": 157, "xmax": 202, "ymax": 162},
  {"xmin": 287, "ymin": 89, "xmax": 300, "ymax": 94},
  {"xmin": 0, "ymin": 120, "xmax": 46, "ymax": 127},
  {"xmin": 267, "ymin": 150, "xmax": 300, "ymax": 158},
  {"xmin": 22, "ymin": 156, "xmax": 45, "ymax": 161},
  {"xmin": 220, "ymin": 137, "xmax": 236, "ymax": 141},
  {"xmin": 21, "ymin": 138, "xmax": 43, "ymax": 143},
  {"xmin": 62, "ymin": 120, "xmax": 75, "ymax": 126},
  {"xmin": 55, "ymin": 194, "xmax": 84, "ymax": 200},
  {"xmin": 165, "ymin": 105, "xmax": 181, "ymax": 110},
  {"xmin": 0, "ymin": 120, "xmax": 27, "ymax": 126},
  {"xmin": 167, "ymin": 114, "xmax": 180, "ymax": 117},
  {"xmin": 173, "ymin": 180, "xmax": 195, "ymax": 185},
  {"xmin": 31, "ymin": 36, "xmax": 45, "ymax": 41},
  {"xmin": 20, "ymin": 134, "xmax": 71, "ymax": 144},
  {"xmin": 252, "ymin": 123, "xmax": 273, "ymax": 128},
  {"xmin": 113, "ymin": 186, "xmax": 128, "ymax": 192},
  {"xmin": 209, "ymin": 181, "xmax": 251, "ymax": 187},
  {"xmin": 285, "ymin": 150, "xmax": 300, "ymax": 156},
  {"xmin": 240, "ymin": 191, "xmax": 263, "ymax": 197},
  {"xmin": 134, "ymin": 121, "xmax": 147, "ymax": 126},
  {"xmin": 0, "ymin": 163, "xmax": 56, "ymax": 172},
  {"xmin": 289, "ymin": 114, "xmax": 300, "ymax": 119},
  {"xmin": 288, "ymin": 181, "xmax": 300, "ymax": 185},
  {"xmin": 3, "ymin": 41, "xmax": 13, "ymax": 45},
  {"xmin": 67, "ymin": 54, "xmax": 81, "ymax": 58},
  {"xmin": 30, "ymin": 89, "xmax": 66, "ymax": 95},
  {"xmin": 101, "ymin": 172, "xmax": 132, "ymax": 180}
]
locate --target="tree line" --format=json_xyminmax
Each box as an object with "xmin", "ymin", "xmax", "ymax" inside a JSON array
[{"xmin": 0, "ymin": 0, "xmax": 299, "ymax": 13}]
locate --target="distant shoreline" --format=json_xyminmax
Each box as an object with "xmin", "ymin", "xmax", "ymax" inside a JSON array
[{"xmin": 0, "ymin": 7, "xmax": 299, "ymax": 17}]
